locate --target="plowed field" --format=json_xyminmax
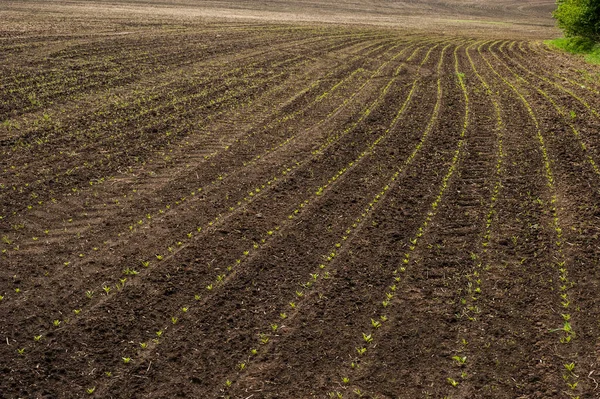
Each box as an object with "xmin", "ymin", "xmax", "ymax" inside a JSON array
[{"xmin": 2, "ymin": 1, "xmax": 600, "ymax": 398}]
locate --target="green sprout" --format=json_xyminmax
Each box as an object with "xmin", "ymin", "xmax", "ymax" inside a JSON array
[{"xmin": 447, "ymin": 377, "xmax": 459, "ymax": 387}]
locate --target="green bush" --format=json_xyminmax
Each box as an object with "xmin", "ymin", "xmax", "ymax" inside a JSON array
[{"xmin": 553, "ymin": 0, "xmax": 600, "ymax": 41}]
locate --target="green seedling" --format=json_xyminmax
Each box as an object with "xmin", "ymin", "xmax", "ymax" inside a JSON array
[
  {"xmin": 452, "ymin": 355, "xmax": 467, "ymax": 366},
  {"xmin": 564, "ymin": 362, "xmax": 575, "ymax": 372},
  {"xmin": 447, "ymin": 377, "xmax": 459, "ymax": 387}
]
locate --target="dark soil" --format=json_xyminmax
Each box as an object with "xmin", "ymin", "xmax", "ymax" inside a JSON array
[{"xmin": 1, "ymin": 1, "xmax": 600, "ymax": 398}]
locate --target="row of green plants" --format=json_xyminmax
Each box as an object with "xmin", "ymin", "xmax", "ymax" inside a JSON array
[
  {"xmin": 494, "ymin": 41, "xmax": 599, "ymax": 120},
  {"xmin": 479, "ymin": 40, "xmax": 581, "ymax": 398},
  {"xmin": 84, "ymin": 39, "xmax": 445, "ymax": 396},
  {"xmin": 0, "ymin": 34, "xmax": 381, "ymax": 230},
  {"xmin": 512, "ymin": 41, "xmax": 600, "ymax": 96},
  {"xmin": 217, "ymin": 40, "xmax": 456, "ymax": 397},
  {"xmin": 0, "ymin": 48, "xmax": 381, "ymax": 331},
  {"xmin": 325, "ymin": 42, "xmax": 472, "ymax": 397},
  {"xmin": 495, "ymin": 41, "xmax": 600, "ymax": 178},
  {"xmin": 0, "ymin": 38, "xmax": 395, "ymax": 309},
  {"xmin": 0, "ymin": 28, "xmax": 332, "ymax": 118},
  {"xmin": 4, "ymin": 38, "xmax": 423, "ymax": 373},
  {"xmin": 0, "ymin": 44, "xmax": 348, "ymax": 253}
]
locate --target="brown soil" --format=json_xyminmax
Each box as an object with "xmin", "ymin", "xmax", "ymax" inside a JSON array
[{"xmin": 1, "ymin": 1, "xmax": 600, "ymax": 399}]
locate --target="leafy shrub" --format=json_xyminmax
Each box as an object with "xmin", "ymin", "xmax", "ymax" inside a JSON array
[{"xmin": 553, "ymin": 0, "xmax": 600, "ymax": 41}]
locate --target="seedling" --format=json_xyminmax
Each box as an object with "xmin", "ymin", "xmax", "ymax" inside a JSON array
[
  {"xmin": 122, "ymin": 357, "xmax": 131, "ymax": 364},
  {"xmin": 87, "ymin": 387, "xmax": 96, "ymax": 394},
  {"xmin": 53, "ymin": 320, "xmax": 61, "ymax": 327},
  {"xmin": 140, "ymin": 342, "xmax": 148, "ymax": 349},
  {"xmin": 452, "ymin": 355, "xmax": 467, "ymax": 366},
  {"xmin": 564, "ymin": 363, "xmax": 575, "ymax": 372},
  {"xmin": 363, "ymin": 333, "xmax": 373, "ymax": 343},
  {"xmin": 17, "ymin": 348, "xmax": 25, "ymax": 355},
  {"xmin": 447, "ymin": 377, "xmax": 459, "ymax": 387}
]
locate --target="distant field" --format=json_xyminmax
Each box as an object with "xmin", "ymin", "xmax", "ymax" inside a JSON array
[{"xmin": 2, "ymin": 1, "xmax": 600, "ymax": 398}]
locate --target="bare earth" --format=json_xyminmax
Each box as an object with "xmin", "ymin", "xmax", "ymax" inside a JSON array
[{"xmin": 1, "ymin": 1, "xmax": 600, "ymax": 398}]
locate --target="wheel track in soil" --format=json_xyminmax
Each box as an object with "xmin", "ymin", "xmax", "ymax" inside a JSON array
[{"xmin": 1, "ymin": 36, "xmax": 446, "ymax": 396}]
